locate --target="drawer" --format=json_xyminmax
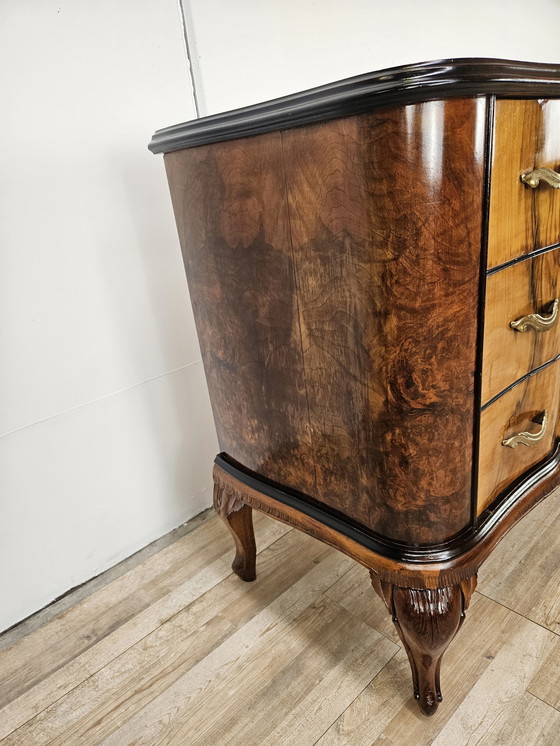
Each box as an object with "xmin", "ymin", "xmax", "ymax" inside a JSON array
[
  {"xmin": 482, "ymin": 248, "xmax": 560, "ymax": 404},
  {"xmin": 488, "ymin": 99, "xmax": 560, "ymax": 270},
  {"xmin": 478, "ymin": 359, "xmax": 560, "ymax": 513}
]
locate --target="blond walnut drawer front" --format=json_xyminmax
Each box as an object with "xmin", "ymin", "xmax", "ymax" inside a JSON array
[
  {"xmin": 478, "ymin": 359, "xmax": 560, "ymax": 512},
  {"xmin": 488, "ymin": 99, "xmax": 560, "ymax": 269},
  {"xmin": 482, "ymin": 248, "xmax": 560, "ymax": 404}
]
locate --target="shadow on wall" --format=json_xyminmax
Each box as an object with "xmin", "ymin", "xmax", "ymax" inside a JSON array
[{"xmin": 103, "ymin": 153, "xmax": 218, "ymax": 525}]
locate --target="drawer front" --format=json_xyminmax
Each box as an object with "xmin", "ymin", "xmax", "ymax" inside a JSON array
[
  {"xmin": 478, "ymin": 360, "xmax": 560, "ymax": 513},
  {"xmin": 488, "ymin": 99, "xmax": 560, "ymax": 270},
  {"xmin": 482, "ymin": 248, "xmax": 560, "ymax": 404}
]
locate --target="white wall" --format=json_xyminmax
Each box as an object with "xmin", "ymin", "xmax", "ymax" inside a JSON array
[
  {"xmin": 183, "ymin": 0, "xmax": 560, "ymax": 116},
  {"xmin": 5, "ymin": 0, "xmax": 560, "ymax": 634},
  {"xmin": 0, "ymin": 1, "xmax": 218, "ymax": 632}
]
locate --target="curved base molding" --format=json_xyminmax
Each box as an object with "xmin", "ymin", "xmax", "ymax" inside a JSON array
[
  {"xmin": 212, "ymin": 446, "xmax": 560, "ymax": 715},
  {"xmin": 215, "ymin": 441, "xmax": 560, "ymax": 586}
]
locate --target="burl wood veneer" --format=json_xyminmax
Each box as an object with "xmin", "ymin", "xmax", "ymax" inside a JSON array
[{"xmin": 150, "ymin": 59, "xmax": 560, "ymax": 716}]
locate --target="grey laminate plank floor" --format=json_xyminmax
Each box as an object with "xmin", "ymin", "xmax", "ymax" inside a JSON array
[{"xmin": 1, "ymin": 492, "xmax": 559, "ymax": 745}]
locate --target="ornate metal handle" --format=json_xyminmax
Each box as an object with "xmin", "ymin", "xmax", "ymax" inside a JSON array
[
  {"xmin": 502, "ymin": 411, "xmax": 548, "ymax": 448},
  {"xmin": 521, "ymin": 168, "xmax": 560, "ymax": 189},
  {"xmin": 510, "ymin": 298, "xmax": 559, "ymax": 332}
]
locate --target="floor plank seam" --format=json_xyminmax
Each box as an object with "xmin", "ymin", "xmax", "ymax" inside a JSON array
[
  {"xmin": 0, "ymin": 525, "xmax": 305, "ymax": 739},
  {"xmin": 0, "ymin": 509, "xmax": 218, "ymax": 652},
  {"xmin": 0, "ymin": 571, "xmax": 241, "ymax": 740},
  {"xmin": 311, "ymin": 644, "xmax": 400, "ymax": 746},
  {"xmin": 324, "ymin": 595, "xmax": 402, "ymax": 649},
  {"xmin": 308, "ymin": 648, "xmax": 402, "ymax": 746},
  {"xmin": 3, "ymin": 505, "xmax": 557, "ymax": 745},
  {"xmin": 525, "ymin": 689, "xmax": 560, "ymax": 714},
  {"xmin": 0, "ymin": 559, "xmax": 234, "ymax": 709},
  {"xmin": 1, "ymin": 521, "xmax": 294, "ymax": 694},
  {"xmin": 475, "ymin": 588, "xmax": 559, "ymax": 637},
  {"xmin": 318, "ymin": 563, "xmax": 355, "ymax": 597},
  {"xmin": 0, "ymin": 580, "xmax": 231, "ymax": 737}
]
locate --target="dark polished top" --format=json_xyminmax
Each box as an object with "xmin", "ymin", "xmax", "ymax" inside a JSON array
[{"xmin": 149, "ymin": 58, "xmax": 560, "ymax": 154}]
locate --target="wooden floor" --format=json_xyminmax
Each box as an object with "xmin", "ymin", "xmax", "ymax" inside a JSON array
[{"xmin": 1, "ymin": 491, "xmax": 559, "ymax": 746}]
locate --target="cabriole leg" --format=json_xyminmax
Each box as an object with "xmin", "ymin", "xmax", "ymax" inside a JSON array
[
  {"xmin": 213, "ymin": 472, "xmax": 257, "ymax": 581},
  {"xmin": 370, "ymin": 571, "xmax": 477, "ymax": 716}
]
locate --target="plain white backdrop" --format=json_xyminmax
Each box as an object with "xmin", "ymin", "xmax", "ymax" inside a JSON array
[
  {"xmin": 0, "ymin": 0, "xmax": 214, "ymax": 632},
  {"xmin": 3, "ymin": 0, "xmax": 560, "ymax": 632},
  {"xmin": 183, "ymin": 0, "xmax": 560, "ymax": 116}
]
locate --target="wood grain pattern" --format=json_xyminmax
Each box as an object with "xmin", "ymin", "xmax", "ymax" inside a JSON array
[
  {"xmin": 430, "ymin": 621, "xmax": 557, "ymax": 746},
  {"xmin": 281, "ymin": 98, "xmax": 486, "ymax": 544},
  {"xmin": 164, "ymin": 133, "xmax": 316, "ymax": 496},
  {"xmin": 213, "ymin": 473, "xmax": 256, "ymax": 581},
  {"xmin": 166, "ymin": 98, "xmax": 486, "ymax": 546},
  {"xmin": 149, "ymin": 60, "xmax": 560, "ymax": 154},
  {"xmin": 478, "ymin": 359, "xmax": 560, "ymax": 512},
  {"xmin": 488, "ymin": 98, "xmax": 560, "ymax": 269},
  {"xmin": 477, "ymin": 482, "xmax": 560, "ymax": 635},
  {"xmin": 116, "ymin": 596, "xmax": 395, "ymax": 746},
  {"xmin": 482, "ymin": 247, "xmax": 560, "ymax": 404},
  {"xmin": 2, "ymin": 490, "xmax": 558, "ymax": 745},
  {"xmin": 213, "ymin": 455, "xmax": 559, "ymax": 718},
  {"xmin": 370, "ymin": 572, "xmax": 476, "ymax": 716},
  {"xmin": 0, "ymin": 524, "xmax": 339, "ymax": 745},
  {"xmin": 160, "ymin": 94, "xmax": 560, "ymax": 719},
  {"xmin": 0, "ymin": 512, "xmax": 290, "ymax": 740},
  {"xmin": 528, "ymin": 635, "xmax": 560, "ymax": 709},
  {"xmin": 0, "ymin": 516, "xmax": 236, "ymax": 711},
  {"xmin": 310, "ymin": 493, "xmax": 560, "ymax": 741},
  {"xmin": 214, "ymin": 452, "xmax": 560, "ymax": 591}
]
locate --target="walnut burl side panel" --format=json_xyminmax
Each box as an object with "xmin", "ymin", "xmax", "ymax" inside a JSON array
[
  {"xmin": 165, "ymin": 98, "xmax": 486, "ymax": 545},
  {"xmin": 482, "ymin": 247, "xmax": 560, "ymax": 404},
  {"xmin": 164, "ymin": 133, "xmax": 316, "ymax": 496},
  {"xmin": 283, "ymin": 98, "xmax": 486, "ymax": 543},
  {"xmin": 488, "ymin": 99, "xmax": 560, "ymax": 269}
]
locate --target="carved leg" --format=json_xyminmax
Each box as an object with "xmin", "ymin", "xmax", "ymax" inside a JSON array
[
  {"xmin": 370, "ymin": 571, "xmax": 477, "ymax": 716},
  {"xmin": 213, "ymin": 473, "xmax": 256, "ymax": 581}
]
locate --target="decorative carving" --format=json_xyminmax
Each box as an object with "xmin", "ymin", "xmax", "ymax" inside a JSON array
[
  {"xmin": 213, "ymin": 473, "xmax": 256, "ymax": 581},
  {"xmin": 370, "ymin": 570, "xmax": 477, "ymax": 716},
  {"xmin": 239, "ymin": 491, "xmax": 325, "ymax": 542},
  {"xmin": 213, "ymin": 474, "xmax": 245, "ymax": 515}
]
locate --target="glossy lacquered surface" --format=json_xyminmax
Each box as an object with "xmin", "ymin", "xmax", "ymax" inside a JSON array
[
  {"xmin": 478, "ymin": 359, "xmax": 560, "ymax": 512},
  {"xmin": 488, "ymin": 99, "xmax": 560, "ymax": 269},
  {"xmin": 149, "ymin": 59, "xmax": 560, "ymax": 154},
  {"xmin": 165, "ymin": 97, "xmax": 486, "ymax": 545},
  {"xmin": 482, "ymin": 247, "xmax": 560, "ymax": 404},
  {"xmin": 212, "ymin": 450, "xmax": 559, "ymax": 717},
  {"xmin": 156, "ymin": 61, "xmax": 560, "ymax": 718}
]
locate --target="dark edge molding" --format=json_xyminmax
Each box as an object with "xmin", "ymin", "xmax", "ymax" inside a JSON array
[
  {"xmin": 481, "ymin": 354, "xmax": 560, "ymax": 411},
  {"xmin": 471, "ymin": 94, "xmax": 495, "ymax": 528},
  {"xmin": 215, "ymin": 439, "xmax": 560, "ymax": 566},
  {"xmin": 487, "ymin": 240, "xmax": 560, "ymax": 275},
  {"xmin": 149, "ymin": 58, "xmax": 560, "ymax": 154}
]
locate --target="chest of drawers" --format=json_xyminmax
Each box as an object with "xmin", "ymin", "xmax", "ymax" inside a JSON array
[{"xmin": 150, "ymin": 59, "xmax": 560, "ymax": 716}]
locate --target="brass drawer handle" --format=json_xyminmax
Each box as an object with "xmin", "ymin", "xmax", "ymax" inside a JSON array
[
  {"xmin": 502, "ymin": 411, "xmax": 548, "ymax": 448},
  {"xmin": 510, "ymin": 298, "xmax": 559, "ymax": 332},
  {"xmin": 521, "ymin": 167, "xmax": 560, "ymax": 189}
]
